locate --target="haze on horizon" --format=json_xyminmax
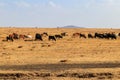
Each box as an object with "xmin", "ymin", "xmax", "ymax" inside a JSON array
[{"xmin": 0, "ymin": 0, "xmax": 120, "ymax": 28}]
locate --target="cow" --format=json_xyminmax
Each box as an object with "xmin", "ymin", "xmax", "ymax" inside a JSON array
[
  {"xmin": 41, "ymin": 32, "xmax": 48, "ymax": 37},
  {"xmin": 6, "ymin": 35, "xmax": 14, "ymax": 42},
  {"xmin": 109, "ymin": 33, "xmax": 117, "ymax": 39},
  {"xmin": 72, "ymin": 33, "xmax": 80, "ymax": 38},
  {"xmin": 94, "ymin": 33, "xmax": 104, "ymax": 39},
  {"xmin": 94, "ymin": 32, "xmax": 117, "ymax": 39},
  {"xmin": 80, "ymin": 33, "xmax": 86, "ymax": 38},
  {"xmin": 12, "ymin": 33, "xmax": 19, "ymax": 39},
  {"xmin": 25, "ymin": 35, "xmax": 32, "ymax": 39},
  {"xmin": 102, "ymin": 33, "xmax": 117, "ymax": 39},
  {"xmin": 19, "ymin": 34, "xmax": 26, "ymax": 39},
  {"xmin": 24, "ymin": 34, "xmax": 33, "ymax": 41},
  {"xmin": 5, "ymin": 33, "xmax": 19, "ymax": 41},
  {"xmin": 55, "ymin": 34, "xmax": 63, "ymax": 39},
  {"xmin": 61, "ymin": 32, "xmax": 68, "ymax": 36},
  {"xmin": 48, "ymin": 36, "xmax": 56, "ymax": 41},
  {"xmin": 118, "ymin": 33, "xmax": 120, "ymax": 37},
  {"xmin": 35, "ymin": 33, "xmax": 43, "ymax": 41},
  {"xmin": 88, "ymin": 33, "xmax": 94, "ymax": 38}
]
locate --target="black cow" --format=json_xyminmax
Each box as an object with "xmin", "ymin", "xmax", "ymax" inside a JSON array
[
  {"xmin": 109, "ymin": 33, "xmax": 117, "ymax": 39},
  {"xmin": 103, "ymin": 33, "xmax": 117, "ymax": 39},
  {"xmin": 55, "ymin": 34, "xmax": 63, "ymax": 39},
  {"xmin": 94, "ymin": 33, "xmax": 104, "ymax": 39},
  {"xmin": 35, "ymin": 33, "xmax": 43, "ymax": 41},
  {"xmin": 88, "ymin": 33, "xmax": 94, "ymax": 38},
  {"xmin": 101, "ymin": 33, "xmax": 109, "ymax": 39},
  {"xmin": 80, "ymin": 33, "xmax": 86, "ymax": 38},
  {"xmin": 94, "ymin": 32, "xmax": 117, "ymax": 39},
  {"xmin": 48, "ymin": 36, "xmax": 56, "ymax": 41},
  {"xmin": 6, "ymin": 36, "xmax": 14, "ymax": 42}
]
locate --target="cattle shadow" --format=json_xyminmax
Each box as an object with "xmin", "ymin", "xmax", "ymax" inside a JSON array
[{"xmin": 0, "ymin": 62, "xmax": 120, "ymax": 71}]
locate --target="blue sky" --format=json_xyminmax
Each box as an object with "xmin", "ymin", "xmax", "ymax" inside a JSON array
[{"xmin": 0, "ymin": 0, "xmax": 120, "ymax": 28}]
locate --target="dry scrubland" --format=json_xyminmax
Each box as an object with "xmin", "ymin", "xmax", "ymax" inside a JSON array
[{"xmin": 0, "ymin": 28, "xmax": 120, "ymax": 80}]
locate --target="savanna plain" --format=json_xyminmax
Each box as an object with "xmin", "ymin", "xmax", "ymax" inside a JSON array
[{"xmin": 0, "ymin": 28, "xmax": 120, "ymax": 80}]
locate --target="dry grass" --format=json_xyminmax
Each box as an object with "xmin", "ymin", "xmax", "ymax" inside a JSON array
[{"xmin": 0, "ymin": 28, "xmax": 120, "ymax": 80}]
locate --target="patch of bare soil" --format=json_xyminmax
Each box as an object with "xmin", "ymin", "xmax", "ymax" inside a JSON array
[
  {"xmin": 0, "ymin": 71, "xmax": 119, "ymax": 80},
  {"xmin": 0, "ymin": 62, "xmax": 120, "ymax": 80}
]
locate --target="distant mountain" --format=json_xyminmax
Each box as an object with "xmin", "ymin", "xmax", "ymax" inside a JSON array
[{"xmin": 61, "ymin": 25, "xmax": 85, "ymax": 28}]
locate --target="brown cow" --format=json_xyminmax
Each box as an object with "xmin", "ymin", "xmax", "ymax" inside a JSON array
[
  {"xmin": 19, "ymin": 34, "xmax": 26, "ymax": 39},
  {"xmin": 72, "ymin": 33, "xmax": 80, "ymax": 38},
  {"xmin": 118, "ymin": 33, "xmax": 120, "ymax": 37},
  {"xmin": 12, "ymin": 33, "xmax": 19, "ymax": 39}
]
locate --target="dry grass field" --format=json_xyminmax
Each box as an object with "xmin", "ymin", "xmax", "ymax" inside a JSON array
[{"xmin": 0, "ymin": 28, "xmax": 120, "ymax": 80}]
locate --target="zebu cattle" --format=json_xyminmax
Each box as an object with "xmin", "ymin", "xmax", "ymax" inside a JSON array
[
  {"xmin": 48, "ymin": 36, "xmax": 56, "ymax": 41},
  {"xmin": 35, "ymin": 33, "xmax": 43, "ymax": 41}
]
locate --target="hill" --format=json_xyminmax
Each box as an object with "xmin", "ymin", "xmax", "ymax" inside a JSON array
[{"xmin": 61, "ymin": 25, "xmax": 85, "ymax": 28}]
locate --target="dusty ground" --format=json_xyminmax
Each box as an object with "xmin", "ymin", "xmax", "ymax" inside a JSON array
[{"xmin": 0, "ymin": 28, "xmax": 120, "ymax": 80}]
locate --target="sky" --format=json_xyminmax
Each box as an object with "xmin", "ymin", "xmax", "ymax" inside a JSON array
[{"xmin": 0, "ymin": 0, "xmax": 120, "ymax": 28}]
